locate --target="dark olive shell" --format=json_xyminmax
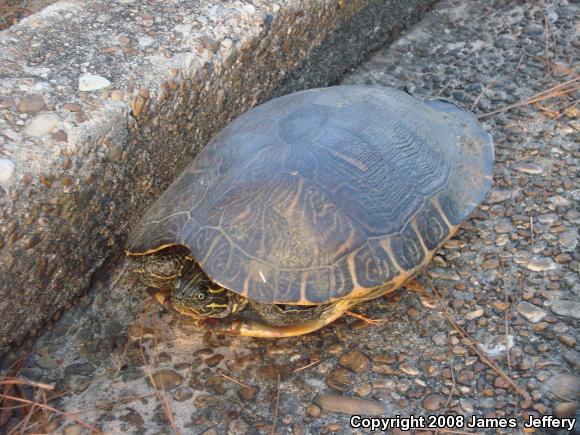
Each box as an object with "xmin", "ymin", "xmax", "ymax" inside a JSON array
[{"xmin": 127, "ymin": 85, "xmax": 493, "ymax": 304}]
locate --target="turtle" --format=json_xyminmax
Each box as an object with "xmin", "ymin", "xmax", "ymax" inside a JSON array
[{"xmin": 126, "ymin": 85, "xmax": 494, "ymax": 338}]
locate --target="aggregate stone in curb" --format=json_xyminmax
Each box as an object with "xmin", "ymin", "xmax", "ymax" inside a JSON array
[{"xmin": 0, "ymin": 0, "xmax": 433, "ymax": 350}]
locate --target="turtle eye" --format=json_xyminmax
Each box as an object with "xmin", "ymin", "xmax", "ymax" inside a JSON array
[{"xmin": 195, "ymin": 291, "xmax": 206, "ymax": 300}]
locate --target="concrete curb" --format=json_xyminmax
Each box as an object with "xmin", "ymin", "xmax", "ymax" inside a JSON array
[{"xmin": 0, "ymin": 0, "xmax": 433, "ymax": 349}]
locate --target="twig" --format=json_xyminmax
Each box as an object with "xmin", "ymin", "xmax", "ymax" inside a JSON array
[
  {"xmin": 444, "ymin": 353, "xmax": 457, "ymax": 409},
  {"xmin": 426, "ymin": 278, "xmax": 528, "ymax": 400},
  {"xmin": 512, "ymin": 53, "xmax": 526, "ymax": 78},
  {"xmin": 138, "ymin": 306, "xmax": 180, "ymax": 435},
  {"xmin": 293, "ymin": 360, "xmax": 321, "ymax": 373},
  {"xmin": 473, "ymin": 8, "xmax": 495, "ymax": 22},
  {"xmin": 551, "ymin": 98, "xmax": 579, "ymax": 121},
  {"xmin": 0, "ymin": 6, "xmax": 32, "ymax": 14},
  {"xmin": 542, "ymin": 9, "xmax": 558, "ymax": 66},
  {"xmin": 530, "ymin": 216, "xmax": 534, "ymax": 253},
  {"xmin": 479, "ymin": 77, "xmax": 579, "ymax": 118},
  {"xmin": 436, "ymin": 81, "xmax": 453, "ymax": 97},
  {"xmin": 217, "ymin": 371, "xmax": 254, "ymax": 390},
  {"xmin": 113, "ymin": 298, "xmax": 154, "ymax": 378},
  {"xmin": 543, "ymin": 13, "xmax": 550, "ymax": 76},
  {"xmin": 441, "ymin": 310, "xmax": 526, "ymax": 397},
  {"xmin": 270, "ymin": 374, "xmax": 281, "ymax": 435},
  {"xmin": 499, "ymin": 245, "xmax": 512, "ymax": 375},
  {"xmin": 0, "ymin": 378, "xmax": 55, "ymax": 391},
  {"xmin": 0, "ymin": 394, "xmax": 100, "ymax": 434},
  {"xmin": 12, "ymin": 391, "xmax": 37, "ymax": 435},
  {"xmin": 471, "ymin": 80, "xmax": 496, "ymax": 111}
]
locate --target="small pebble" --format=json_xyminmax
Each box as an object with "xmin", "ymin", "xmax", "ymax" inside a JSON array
[
  {"xmin": 551, "ymin": 301, "xmax": 580, "ymax": 320},
  {"xmin": 325, "ymin": 368, "xmax": 353, "ymax": 392},
  {"xmin": 18, "ymin": 94, "xmax": 47, "ymax": 113},
  {"xmin": 204, "ymin": 354, "xmax": 224, "ymax": 367},
  {"xmin": 172, "ymin": 387, "xmax": 193, "ymax": 402},
  {"xmin": 465, "ymin": 308, "xmax": 484, "ymax": 320},
  {"xmin": 487, "ymin": 189, "xmax": 511, "ymax": 204},
  {"xmin": 338, "ymin": 350, "xmax": 369, "ymax": 372},
  {"xmin": 517, "ymin": 302, "xmax": 546, "ymax": 323},
  {"xmin": 148, "ymin": 370, "xmax": 183, "ymax": 391},
  {"xmin": 63, "ymin": 425, "xmax": 84, "ymax": 435},
  {"xmin": 554, "ymin": 402, "xmax": 578, "ymax": 418},
  {"xmin": 558, "ymin": 335, "xmax": 576, "ymax": 348},
  {"xmin": 423, "ymin": 395, "xmax": 445, "ymax": 411},
  {"xmin": 482, "ymin": 258, "xmax": 500, "ymax": 269},
  {"xmin": 399, "ymin": 364, "xmax": 419, "ymax": 376},
  {"xmin": 314, "ymin": 394, "xmax": 385, "ymax": 415},
  {"xmin": 546, "ymin": 374, "xmax": 580, "ymax": 401},
  {"xmin": 558, "ymin": 232, "xmax": 577, "ymax": 250},
  {"xmin": 514, "ymin": 163, "xmax": 543, "ymax": 175},
  {"xmin": 479, "ymin": 335, "xmax": 515, "ymax": 357},
  {"xmin": 307, "ymin": 403, "xmax": 321, "ymax": 418},
  {"xmin": 526, "ymin": 257, "xmax": 555, "ymax": 272}
]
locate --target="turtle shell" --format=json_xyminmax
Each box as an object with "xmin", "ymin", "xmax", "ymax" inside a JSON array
[{"xmin": 127, "ymin": 85, "xmax": 493, "ymax": 305}]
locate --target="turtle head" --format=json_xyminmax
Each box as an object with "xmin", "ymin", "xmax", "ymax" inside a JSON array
[
  {"xmin": 128, "ymin": 246, "xmax": 247, "ymax": 319},
  {"xmin": 171, "ymin": 265, "xmax": 235, "ymax": 319}
]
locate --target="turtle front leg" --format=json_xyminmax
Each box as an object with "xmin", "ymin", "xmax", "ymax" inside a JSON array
[{"xmin": 208, "ymin": 300, "xmax": 355, "ymax": 338}]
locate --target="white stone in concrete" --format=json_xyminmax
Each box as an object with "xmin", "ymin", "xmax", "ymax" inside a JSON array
[
  {"xmin": 79, "ymin": 73, "xmax": 112, "ymax": 92},
  {"xmin": 23, "ymin": 113, "xmax": 59, "ymax": 137}
]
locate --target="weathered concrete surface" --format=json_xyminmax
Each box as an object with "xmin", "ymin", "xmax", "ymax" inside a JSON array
[{"xmin": 0, "ymin": 0, "xmax": 434, "ymax": 350}]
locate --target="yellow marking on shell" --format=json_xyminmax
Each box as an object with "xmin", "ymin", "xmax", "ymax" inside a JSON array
[
  {"xmin": 432, "ymin": 197, "xmax": 453, "ymax": 230},
  {"xmin": 346, "ymin": 249, "xmax": 361, "ymax": 291},
  {"xmin": 287, "ymin": 176, "xmax": 304, "ymax": 214},
  {"xmin": 198, "ymin": 234, "xmax": 221, "ymax": 265},
  {"xmin": 446, "ymin": 224, "xmax": 460, "ymax": 240},
  {"xmin": 240, "ymin": 275, "xmax": 250, "ymax": 298},
  {"xmin": 333, "ymin": 225, "xmax": 357, "ymax": 262},
  {"xmin": 410, "ymin": 219, "xmax": 429, "ymax": 255},
  {"xmin": 125, "ymin": 243, "xmax": 180, "ymax": 256},
  {"xmin": 329, "ymin": 149, "xmax": 368, "ymax": 171},
  {"xmin": 259, "ymin": 270, "xmax": 267, "ymax": 283},
  {"xmin": 378, "ymin": 238, "xmax": 402, "ymax": 272}
]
